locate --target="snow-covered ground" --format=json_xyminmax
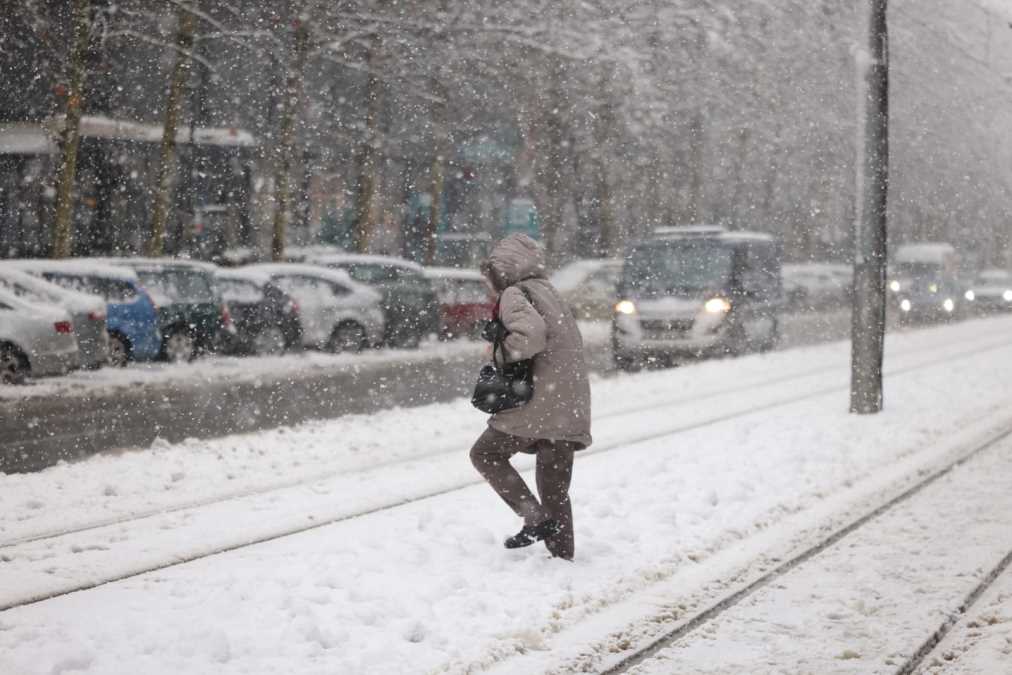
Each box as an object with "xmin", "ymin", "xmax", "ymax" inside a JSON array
[
  {"xmin": 0, "ymin": 316, "xmax": 1010, "ymax": 674},
  {"xmin": 0, "ymin": 322, "xmax": 611, "ymax": 402},
  {"xmin": 917, "ymin": 562, "xmax": 1012, "ymax": 674},
  {"xmin": 626, "ymin": 433, "xmax": 1012, "ymax": 674},
  {"xmin": 0, "ymin": 338, "xmax": 485, "ymax": 401}
]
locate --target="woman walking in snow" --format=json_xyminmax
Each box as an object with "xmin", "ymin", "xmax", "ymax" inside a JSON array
[{"xmin": 471, "ymin": 233, "xmax": 592, "ymax": 560}]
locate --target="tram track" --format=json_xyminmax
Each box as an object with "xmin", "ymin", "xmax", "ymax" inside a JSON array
[
  {"xmin": 1, "ymin": 329, "xmax": 1010, "ymax": 614},
  {"xmin": 2, "ymin": 325, "xmax": 1008, "ymax": 553},
  {"xmin": 596, "ymin": 424, "xmax": 1012, "ymax": 673}
]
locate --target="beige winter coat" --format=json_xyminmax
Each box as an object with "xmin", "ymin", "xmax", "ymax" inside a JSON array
[{"xmin": 484, "ymin": 234, "xmax": 592, "ymax": 449}]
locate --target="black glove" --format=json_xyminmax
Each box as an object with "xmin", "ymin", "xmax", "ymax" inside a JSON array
[{"xmin": 480, "ymin": 318, "xmax": 507, "ymax": 344}]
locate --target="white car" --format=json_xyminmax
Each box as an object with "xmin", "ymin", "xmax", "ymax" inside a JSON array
[
  {"xmin": 0, "ymin": 286, "xmax": 80, "ymax": 383},
  {"xmin": 238, "ymin": 263, "xmax": 384, "ymax": 352},
  {"xmin": 0, "ymin": 266, "xmax": 109, "ymax": 368},
  {"xmin": 550, "ymin": 259, "xmax": 623, "ymax": 319},
  {"xmin": 965, "ymin": 269, "xmax": 1012, "ymax": 313},
  {"xmin": 782, "ymin": 263, "xmax": 851, "ymax": 310}
]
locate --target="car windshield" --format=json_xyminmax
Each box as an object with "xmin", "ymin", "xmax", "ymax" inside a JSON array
[
  {"xmin": 339, "ymin": 264, "xmax": 398, "ymax": 284},
  {"xmin": 137, "ymin": 269, "xmax": 215, "ymax": 304},
  {"xmin": 218, "ymin": 279, "xmax": 264, "ymax": 303},
  {"xmin": 895, "ymin": 262, "xmax": 943, "ymax": 280},
  {"xmin": 624, "ymin": 240, "xmax": 733, "ymax": 295}
]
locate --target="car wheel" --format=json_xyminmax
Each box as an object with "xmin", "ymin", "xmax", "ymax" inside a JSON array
[
  {"xmin": 724, "ymin": 321, "xmax": 749, "ymax": 357},
  {"xmin": 613, "ymin": 351, "xmax": 641, "ymax": 372},
  {"xmin": 758, "ymin": 318, "xmax": 780, "ymax": 353},
  {"xmin": 252, "ymin": 326, "xmax": 287, "ymax": 356},
  {"xmin": 108, "ymin": 332, "xmax": 131, "ymax": 367},
  {"xmin": 164, "ymin": 329, "xmax": 196, "ymax": 363},
  {"xmin": 328, "ymin": 322, "xmax": 366, "ymax": 353},
  {"xmin": 0, "ymin": 345, "xmax": 28, "ymax": 384},
  {"xmin": 395, "ymin": 331, "xmax": 421, "ymax": 349}
]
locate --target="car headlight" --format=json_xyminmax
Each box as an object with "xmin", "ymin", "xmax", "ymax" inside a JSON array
[
  {"xmin": 942, "ymin": 298, "xmax": 954, "ymax": 312},
  {"xmin": 704, "ymin": 297, "xmax": 732, "ymax": 314},
  {"xmin": 964, "ymin": 290, "xmax": 975, "ymax": 301},
  {"xmin": 900, "ymin": 299, "xmax": 911, "ymax": 312},
  {"xmin": 615, "ymin": 300, "xmax": 637, "ymax": 315},
  {"xmin": 889, "ymin": 280, "xmax": 901, "ymax": 292},
  {"xmin": 928, "ymin": 283, "xmax": 938, "ymax": 294},
  {"xmin": 1004, "ymin": 290, "xmax": 1012, "ymax": 302}
]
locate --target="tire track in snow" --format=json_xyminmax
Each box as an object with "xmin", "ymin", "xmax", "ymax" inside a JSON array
[
  {"xmin": 593, "ymin": 428, "xmax": 1012, "ymax": 675},
  {"xmin": 1, "ymin": 329, "xmax": 1010, "ymax": 614},
  {"xmin": 3, "ymin": 322, "xmax": 1006, "ymax": 552}
]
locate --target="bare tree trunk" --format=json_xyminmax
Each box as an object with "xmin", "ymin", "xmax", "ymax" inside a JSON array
[
  {"xmin": 352, "ymin": 32, "xmax": 383, "ymax": 254},
  {"xmin": 423, "ymin": 82, "xmax": 447, "ymax": 266},
  {"xmin": 147, "ymin": 4, "xmax": 195, "ymax": 257},
  {"xmin": 51, "ymin": 0, "xmax": 91, "ymax": 259},
  {"xmin": 850, "ymin": 0, "xmax": 889, "ymax": 414},
  {"xmin": 540, "ymin": 53, "xmax": 566, "ymax": 262},
  {"xmin": 271, "ymin": 19, "xmax": 309, "ymax": 261},
  {"xmin": 595, "ymin": 67, "xmax": 618, "ymax": 256}
]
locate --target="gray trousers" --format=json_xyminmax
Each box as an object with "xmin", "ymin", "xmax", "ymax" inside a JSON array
[{"xmin": 470, "ymin": 427, "xmax": 576, "ymax": 560}]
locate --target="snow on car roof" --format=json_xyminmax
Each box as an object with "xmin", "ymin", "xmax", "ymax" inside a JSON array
[
  {"xmin": 97, "ymin": 257, "xmax": 219, "ymax": 273},
  {"xmin": 647, "ymin": 226, "xmax": 776, "ymax": 244},
  {"xmin": 305, "ymin": 253, "xmax": 424, "ymax": 272},
  {"xmin": 0, "ymin": 266, "xmax": 105, "ymax": 312},
  {"xmin": 423, "ymin": 267, "xmax": 485, "ymax": 281},
  {"xmin": 0, "ymin": 283, "xmax": 73, "ymax": 320},
  {"xmin": 550, "ymin": 259, "xmax": 621, "ymax": 292},
  {"xmin": 782, "ymin": 262, "xmax": 850, "ymax": 276},
  {"xmin": 2, "ymin": 258, "xmax": 141, "ymax": 283},
  {"xmin": 232, "ymin": 263, "xmax": 356, "ymax": 287},
  {"xmin": 894, "ymin": 242, "xmax": 956, "ymax": 264}
]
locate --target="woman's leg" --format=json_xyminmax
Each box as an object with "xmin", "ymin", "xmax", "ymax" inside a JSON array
[
  {"xmin": 470, "ymin": 428, "xmax": 548, "ymax": 526},
  {"xmin": 535, "ymin": 441, "xmax": 576, "ymax": 560}
]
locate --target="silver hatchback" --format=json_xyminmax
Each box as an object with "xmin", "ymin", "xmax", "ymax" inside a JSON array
[
  {"xmin": 0, "ymin": 267, "xmax": 109, "ymax": 368},
  {"xmin": 0, "ymin": 287, "xmax": 80, "ymax": 383}
]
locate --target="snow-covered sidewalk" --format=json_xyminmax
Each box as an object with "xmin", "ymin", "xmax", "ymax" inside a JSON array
[{"xmin": 0, "ymin": 316, "xmax": 1010, "ymax": 674}]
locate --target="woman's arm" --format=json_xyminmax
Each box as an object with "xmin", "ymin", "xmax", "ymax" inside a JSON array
[{"xmin": 498, "ymin": 286, "xmax": 547, "ymax": 362}]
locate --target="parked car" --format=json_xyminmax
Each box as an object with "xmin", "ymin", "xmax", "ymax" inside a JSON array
[
  {"xmin": 612, "ymin": 226, "xmax": 782, "ymax": 370},
  {"xmin": 214, "ymin": 268, "xmax": 303, "ymax": 355},
  {"xmin": 240, "ymin": 263, "xmax": 384, "ymax": 352},
  {"xmin": 0, "ymin": 286, "xmax": 80, "ymax": 383},
  {"xmin": 304, "ymin": 253, "xmax": 439, "ymax": 347},
  {"xmin": 0, "ymin": 266, "xmax": 109, "ymax": 368},
  {"xmin": 782, "ymin": 263, "xmax": 851, "ymax": 310},
  {"xmin": 550, "ymin": 259, "xmax": 623, "ymax": 320},
  {"xmin": 8, "ymin": 259, "xmax": 162, "ymax": 366},
  {"xmin": 102, "ymin": 258, "xmax": 232, "ymax": 362},
  {"xmin": 963, "ymin": 268, "xmax": 1012, "ymax": 314},
  {"xmin": 424, "ymin": 267, "xmax": 494, "ymax": 339}
]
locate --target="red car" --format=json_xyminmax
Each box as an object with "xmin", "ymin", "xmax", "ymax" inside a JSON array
[{"xmin": 424, "ymin": 267, "xmax": 494, "ymax": 339}]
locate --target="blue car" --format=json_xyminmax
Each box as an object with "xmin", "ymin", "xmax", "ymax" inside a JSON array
[{"xmin": 10, "ymin": 260, "xmax": 162, "ymax": 366}]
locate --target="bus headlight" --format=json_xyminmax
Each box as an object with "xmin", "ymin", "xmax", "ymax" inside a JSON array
[
  {"xmin": 615, "ymin": 300, "xmax": 637, "ymax": 315},
  {"xmin": 889, "ymin": 280, "xmax": 901, "ymax": 292},
  {"xmin": 900, "ymin": 299, "xmax": 911, "ymax": 312},
  {"xmin": 964, "ymin": 290, "xmax": 975, "ymax": 301},
  {"xmin": 942, "ymin": 298, "xmax": 955, "ymax": 313},
  {"xmin": 704, "ymin": 297, "xmax": 732, "ymax": 314},
  {"xmin": 1004, "ymin": 290, "xmax": 1012, "ymax": 302}
]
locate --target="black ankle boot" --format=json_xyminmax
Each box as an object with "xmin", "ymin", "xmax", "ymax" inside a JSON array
[{"xmin": 504, "ymin": 519, "xmax": 560, "ymax": 549}]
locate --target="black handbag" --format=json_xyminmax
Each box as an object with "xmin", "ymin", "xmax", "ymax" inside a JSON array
[{"xmin": 471, "ymin": 302, "xmax": 535, "ymax": 414}]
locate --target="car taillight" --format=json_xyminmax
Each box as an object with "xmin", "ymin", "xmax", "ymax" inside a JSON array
[
  {"xmin": 88, "ymin": 310, "xmax": 106, "ymax": 322},
  {"xmin": 221, "ymin": 303, "xmax": 232, "ymax": 326},
  {"xmin": 287, "ymin": 299, "xmax": 299, "ymax": 315},
  {"xmin": 54, "ymin": 321, "xmax": 73, "ymax": 334}
]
